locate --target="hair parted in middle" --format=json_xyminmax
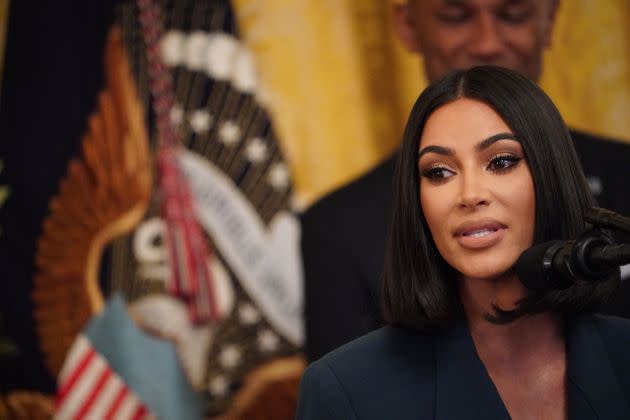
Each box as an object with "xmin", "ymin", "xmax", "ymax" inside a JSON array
[{"xmin": 382, "ymin": 65, "xmax": 619, "ymax": 330}]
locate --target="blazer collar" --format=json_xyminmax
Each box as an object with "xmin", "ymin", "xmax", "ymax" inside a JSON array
[
  {"xmin": 434, "ymin": 322, "xmax": 511, "ymax": 420},
  {"xmin": 434, "ymin": 314, "xmax": 630, "ymax": 420},
  {"xmin": 566, "ymin": 313, "xmax": 630, "ymax": 420}
]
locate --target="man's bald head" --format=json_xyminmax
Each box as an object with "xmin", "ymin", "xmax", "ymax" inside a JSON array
[{"xmin": 393, "ymin": 0, "xmax": 559, "ymax": 83}]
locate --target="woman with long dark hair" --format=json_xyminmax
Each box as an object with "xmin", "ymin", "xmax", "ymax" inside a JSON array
[{"xmin": 296, "ymin": 66, "xmax": 629, "ymax": 419}]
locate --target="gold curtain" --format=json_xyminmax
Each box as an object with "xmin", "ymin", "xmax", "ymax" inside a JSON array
[{"xmin": 233, "ymin": 0, "xmax": 630, "ymax": 208}]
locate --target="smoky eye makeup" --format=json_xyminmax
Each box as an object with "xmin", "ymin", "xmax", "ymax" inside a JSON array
[
  {"xmin": 417, "ymin": 135, "xmax": 524, "ymax": 180},
  {"xmin": 422, "ymin": 165, "xmax": 447, "ymax": 178},
  {"xmin": 483, "ymin": 137, "xmax": 525, "ymax": 173},
  {"xmin": 419, "ymin": 160, "xmax": 456, "ymax": 182},
  {"xmin": 486, "ymin": 152, "xmax": 523, "ymax": 173}
]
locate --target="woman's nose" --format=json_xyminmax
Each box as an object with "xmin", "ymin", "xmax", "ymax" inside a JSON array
[{"xmin": 457, "ymin": 172, "xmax": 490, "ymax": 209}]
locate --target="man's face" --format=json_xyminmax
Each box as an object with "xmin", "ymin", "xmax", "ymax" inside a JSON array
[{"xmin": 395, "ymin": 0, "xmax": 558, "ymax": 83}]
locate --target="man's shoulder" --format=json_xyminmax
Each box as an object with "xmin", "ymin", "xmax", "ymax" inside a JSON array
[
  {"xmin": 302, "ymin": 153, "xmax": 397, "ymax": 224},
  {"xmin": 569, "ymin": 129, "xmax": 630, "ymax": 216},
  {"xmin": 570, "ymin": 129, "xmax": 630, "ymax": 155}
]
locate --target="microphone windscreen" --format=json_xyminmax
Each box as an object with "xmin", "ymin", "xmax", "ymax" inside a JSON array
[{"xmin": 515, "ymin": 241, "xmax": 561, "ymax": 291}]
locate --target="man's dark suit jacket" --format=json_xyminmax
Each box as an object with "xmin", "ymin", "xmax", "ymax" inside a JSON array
[
  {"xmin": 301, "ymin": 130, "xmax": 630, "ymax": 361},
  {"xmin": 297, "ymin": 314, "xmax": 630, "ymax": 419}
]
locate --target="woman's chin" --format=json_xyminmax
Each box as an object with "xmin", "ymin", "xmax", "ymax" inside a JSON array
[
  {"xmin": 447, "ymin": 248, "xmax": 524, "ymax": 281},
  {"xmin": 455, "ymin": 262, "xmax": 516, "ymax": 282}
]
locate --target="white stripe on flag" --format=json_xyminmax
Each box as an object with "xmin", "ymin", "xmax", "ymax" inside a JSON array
[
  {"xmin": 55, "ymin": 348, "xmax": 108, "ymax": 419},
  {"xmin": 86, "ymin": 370, "xmax": 125, "ymax": 419},
  {"xmin": 115, "ymin": 392, "xmax": 142, "ymax": 420},
  {"xmin": 57, "ymin": 335, "xmax": 91, "ymax": 386},
  {"xmin": 55, "ymin": 332, "xmax": 157, "ymax": 419}
]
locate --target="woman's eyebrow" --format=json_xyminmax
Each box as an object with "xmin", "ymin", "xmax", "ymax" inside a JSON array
[
  {"xmin": 418, "ymin": 133, "xmax": 518, "ymax": 159},
  {"xmin": 418, "ymin": 132, "xmax": 518, "ymax": 159},
  {"xmin": 475, "ymin": 132, "xmax": 518, "ymax": 152},
  {"xmin": 418, "ymin": 145, "xmax": 454, "ymax": 159}
]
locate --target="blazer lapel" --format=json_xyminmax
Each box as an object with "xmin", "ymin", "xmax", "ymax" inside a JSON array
[
  {"xmin": 567, "ymin": 314, "xmax": 630, "ymax": 420},
  {"xmin": 434, "ymin": 322, "xmax": 511, "ymax": 420}
]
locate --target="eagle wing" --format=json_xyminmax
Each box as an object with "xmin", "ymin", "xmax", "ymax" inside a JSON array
[{"xmin": 32, "ymin": 27, "xmax": 152, "ymax": 375}]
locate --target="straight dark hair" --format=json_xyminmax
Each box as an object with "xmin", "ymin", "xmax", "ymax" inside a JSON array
[{"xmin": 382, "ymin": 66, "xmax": 619, "ymax": 330}]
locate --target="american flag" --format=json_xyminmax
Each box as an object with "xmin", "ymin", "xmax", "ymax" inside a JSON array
[
  {"xmin": 55, "ymin": 336, "xmax": 153, "ymax": 420},
  {"xmin": 54, "ymin": 295, "xmax": 203, "ymax": 420}
]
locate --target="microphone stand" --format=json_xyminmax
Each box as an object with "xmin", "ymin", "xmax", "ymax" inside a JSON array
[
  {"xmin": 562, "ymin": 208, "xmax": 630, "ymax": 283},
  {"xmin": 586, "ymin": 207, "xmax": 630, "ymax": 235}
]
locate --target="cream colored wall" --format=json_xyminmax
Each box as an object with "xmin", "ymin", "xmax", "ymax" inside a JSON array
[{"xmin": 233, "ymin": 0, "xmax": 630, "ymax": 208}]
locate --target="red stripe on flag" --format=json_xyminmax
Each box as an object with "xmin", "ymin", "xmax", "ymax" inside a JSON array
[
  {"xmin": 56, "ymin": 348, "xmax": 97, "ymax": 407},
  {"xmin": 72, "ymin": 367, "xmax": 113, "ymax": 420},
  {"xmin": 104, "ymin": 386, "xmax": 129, "ymax": 420},
  {"xmin": 131, "ymin": 404, "xmax": 149, "ymax": 420}
]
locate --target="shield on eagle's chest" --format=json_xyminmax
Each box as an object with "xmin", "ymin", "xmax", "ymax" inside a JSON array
[
  {"xmin": 33, "ymin": 0, "xmax": 304, "ymax": 417},
  {"xmin": 111, "ymin": 0, "xmax": 303, "ymax": 415}
]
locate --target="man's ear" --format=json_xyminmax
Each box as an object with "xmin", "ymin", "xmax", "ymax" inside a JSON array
[
  {"xmin": 543, "ymin": 0, "xmax": 560, "ymax": 48},
  {"xmin": 392, "ymin": 2, "xmax": 421, "ymax": 53}
]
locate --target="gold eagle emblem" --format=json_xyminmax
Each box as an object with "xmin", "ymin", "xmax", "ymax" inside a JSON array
[{"xmin": 32, "ymin": 27, "xmax": 152, "ymax": 376}]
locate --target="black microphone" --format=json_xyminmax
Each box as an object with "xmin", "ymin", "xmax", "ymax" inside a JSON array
[{"xmin": 515, "ymin": 231, "xmax": 630, "ymax": 291}]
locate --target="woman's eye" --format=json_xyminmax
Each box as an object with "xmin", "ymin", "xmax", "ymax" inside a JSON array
[
  {"xmin": 421, "ymin": 166, "xmax": 455, "ymax": 182},
  {"xmin": 488, "ymin": 154, "xmax": 521, "ymax": 172}
]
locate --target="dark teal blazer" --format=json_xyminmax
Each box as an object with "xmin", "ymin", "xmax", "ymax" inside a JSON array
[{"xmin": 297, "ymin": 314, "xmax": 630, "ymax": 419}]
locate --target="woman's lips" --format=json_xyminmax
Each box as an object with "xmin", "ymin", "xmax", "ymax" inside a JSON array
[{"xmin": 454, "ymin": 221, "xmax": 507, "ymax": 249}]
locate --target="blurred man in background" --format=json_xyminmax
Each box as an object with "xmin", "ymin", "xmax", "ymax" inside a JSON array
[{"xmin": 302, "ymin": 0, "xmax": 630, "ymax": 361}]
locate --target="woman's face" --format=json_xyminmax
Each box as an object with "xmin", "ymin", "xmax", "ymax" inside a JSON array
[{"xmin": 418, "ymin": 98, "xmax": 535, "ymax": 280}]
